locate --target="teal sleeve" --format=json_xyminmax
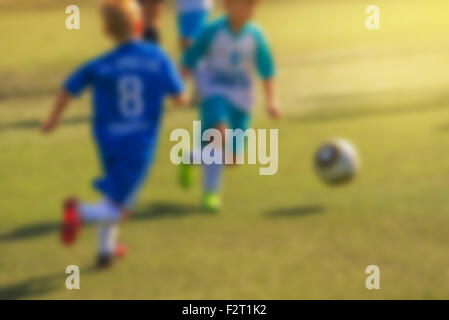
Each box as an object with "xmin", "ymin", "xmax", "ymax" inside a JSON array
[
  {"xmin": 254, "ymin": 28, "xmax": 276, "ymax": 79},
  {"xmin": 182, "ymin": 20, "xmax": 220, "ymax": 69}
]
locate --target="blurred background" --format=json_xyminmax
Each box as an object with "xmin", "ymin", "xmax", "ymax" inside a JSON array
[{"xmin": 1, "ymin": 0, "xmax": 449, "ymax": 299}]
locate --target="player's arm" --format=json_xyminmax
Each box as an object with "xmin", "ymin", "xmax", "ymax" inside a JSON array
[
  {"xmin": 170, "ymin": 93, "xmax": 188, "ymax": 106},
  {"xmin": 181, "ymin": 23, "xmax": 216, "ymax": 77},
  {"xmin": 162, "ymin": 53, "xmax": 188, "ymax": 107},
  {"xmin": 179, "ymin": 66, "xmax": 192, "ymax": 80},
  {"xmin": 262, "ymin": 79, "xmax": 280, "ymax": 119},
  {"xmin": 41, "ymin": 90, "xmax": 73, "ymax": 134},
  {"xmin": 255, "ymin": 28, "xmax": 281, "ymax": 119},
  {"xmin": 42, "ymin": 62, "xmax": 92, "ymax": 134}
]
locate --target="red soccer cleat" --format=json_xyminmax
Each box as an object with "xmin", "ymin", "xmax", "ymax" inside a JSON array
[
  {"xmin": 114, "ymin": 243, "xmax": 128, "ymax": 259},
  {"xmin": 61, "ymin": 198, "xmax": 82, "ymax": 246}
]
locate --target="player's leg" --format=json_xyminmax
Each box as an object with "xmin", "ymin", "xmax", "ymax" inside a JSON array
[
  {"xmin": 62, "ymin": 139, "xmax": 122, "ymax": 236},
  {"xmin": 61, "ymin": 140, "xmax": 108, "ymax": 246},
  {"xmin": 177, "ymin": 12, "xmax": 193, "ymax": 51},
  {"xmin": 61, "ymin": 147, "xmax": 122, "ymax": 248},
  {"xmin": 96, "ymin": 221, "xmax": 119, "ymax": 268},
  {"xmin": 140, "ymin": 0, "xmax": 164, "ymax": 44},
  {"xmin": 96, "ymin": 217, "xmax": 129, "ymax": 268},
  {"xmin": 177, "ymin": 10, "xmax": 209, "ymax": 52},
  {"xmin": 178, "ymin": 96, "xmax": 224, "ymax": 191},
  {"xmin": 201, "ymin": 97, "xmax": 230, "ymax": 211},
  {"xmin": 61, "ymin": 196, "xmax": 122, "ymax": 247},
  {"xmin": 92, "ymin": 144, "xmax": 152, "ymax": 268},
  {"xmin": 178, "ymin": 138, "xmax": 197, "ymax": 190},
  {"xmin": 201, "ymin": 101, "xmax": 251, "ymax": 211},
  {"xmin": 228, "ymin": 104, "xmax": 252, "ymax": 166},
  {"xmin": 61, "ymin": 138, "xmax": 153, "ymax": 267},
  {"xmin": 202, "ymin": 122, "xmax": 226, "ymax": 211},
  {"xmin": 177, "ymin": 96, "xmax": 227, "ymax": 211},
  {"xmin": 177, "ymin": 10, "xmax": 210, "ymax": 107},
  {"xmin": 143, "ymin": 27, "xmax": 160, "ymax": 44}
]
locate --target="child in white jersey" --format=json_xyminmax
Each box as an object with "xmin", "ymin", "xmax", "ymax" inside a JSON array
[{"xmin": 180, "ymin": 0, "xmax": 280, "ymax": 211}]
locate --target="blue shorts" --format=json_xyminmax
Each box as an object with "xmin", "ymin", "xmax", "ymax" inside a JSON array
[
  {"xmin": 200, "ymin": 96, "xmax": 251, "ymax": 155},
  {"xmin": 177, "ymin": 10, "xmax": 209, "ymax": 40},
  {"xmin": 93, "ymin": 132, "xmax": 156, "ymax": 209}
]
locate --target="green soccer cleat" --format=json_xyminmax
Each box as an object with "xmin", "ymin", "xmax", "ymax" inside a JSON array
[
  {"xmin": 179, "ymin": 163, "xmax": 194, "ymax": 190},
  {"xmin": 202, "ymin": 192, "xmax": 221, "ymax": 212}
]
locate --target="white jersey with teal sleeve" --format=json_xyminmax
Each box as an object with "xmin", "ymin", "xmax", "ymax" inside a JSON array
[
  {"xmin": 176, "ymin": 0, "xmax": 213, "ymax": 14},
  {"xmin": 183, "ymin": 17, "xmax": 276, "ymax": 112}
]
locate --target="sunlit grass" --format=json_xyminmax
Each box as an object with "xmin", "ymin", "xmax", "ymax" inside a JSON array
[{"xmin": 1, "ymin": 0, "xmax": 449, "ymax": 299}]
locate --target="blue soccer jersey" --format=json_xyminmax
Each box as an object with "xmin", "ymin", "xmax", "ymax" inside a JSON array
[
  {"xmin": 64, "ymin": 40, "xmax": 184, "ymax": 207},
  {"xmin": 65, "ymin": 40, "xmax": 183, "ymax": 137}
]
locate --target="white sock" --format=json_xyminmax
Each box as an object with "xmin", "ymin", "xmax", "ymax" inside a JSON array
[
  {"xmin": 188, "ymin": 149, "xmax": 203, "ymax": 165},
  {"xmin": 98, "ymin": 222, "xmax": 118, "ymax": 256},
  {"xmin": 79, "ymin": 198, "xmax": 121, "ymax": 223},
  {"xmin": 203, "ymin": 163, "xmax": 223, "ymax": 193}
]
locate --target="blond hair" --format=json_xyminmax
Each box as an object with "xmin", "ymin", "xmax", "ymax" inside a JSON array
[{"xmin": 101, "ymin": 0, "xmax": 142, "ymax": 41}]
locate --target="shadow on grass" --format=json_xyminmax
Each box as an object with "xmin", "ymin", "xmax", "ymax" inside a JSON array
[
  {"xmin": 292, "ymin": 103, "xmax": 449, "ymax": 125},
  {"xmin": 290, "ymin": 90, "xmax": 449, "ymax": 124},
  {"xmin": 0, "ymin": 222, "xmax": 60, "ymax": 243},
  {"xmin": 0, "ymin": 273, "xmax": 62, "ymax": 300},
  {"xmin": 0, "ymin": 266, "xmax": 97, "ymax": 300},
  {"xmin": 132, "ymin": 201, "xmax": 203, "ymax": 221},
  {"xmin": 435, "ymin": 122, "xmax": 449, "ymax": 132},
  {"xmin": 264, "ymin": 205, "xmax": 325, "ymax": 218},
  {"xmin": 0, "ymin": 202, "xmax": 202, "ymax": 243},
  {"xmin": 0, "ymin": 115, "xmax": 89, "ymax": 132}
]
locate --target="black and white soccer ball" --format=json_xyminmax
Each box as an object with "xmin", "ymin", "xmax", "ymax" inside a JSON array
[{"xmin": 314, "ymin": 139, "xmax": 360, "ymax": 185}]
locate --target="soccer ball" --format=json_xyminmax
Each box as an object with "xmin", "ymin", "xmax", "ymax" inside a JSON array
[{"xmin": 314, "ymin": 139, "xmax": 360, "ymax": 185}]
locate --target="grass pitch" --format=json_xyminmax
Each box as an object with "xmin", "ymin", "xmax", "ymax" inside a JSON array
[{"xmin": 1, "ymin": 0, "xmax": 449, "ymax": 299}]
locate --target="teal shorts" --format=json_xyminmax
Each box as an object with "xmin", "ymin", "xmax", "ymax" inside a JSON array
[{"xmin": 200, "ymin": 96, "xmax": 251, "ymax": 156}]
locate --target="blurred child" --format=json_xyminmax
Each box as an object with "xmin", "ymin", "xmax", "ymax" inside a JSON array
[
  {"xmin": 176, "ymin": 0, "xmax": 213, "ymax": 51},
  {"xmin": 139, "ymin": 0, "xmax": 164, "ymax": 44},
  {"xmin": 179, "ymin": 0, "xmax": 280, "ymax": 211},
  {"xmin": 42, "ymin": 0, "xmax": 185, "ymax": 268}
]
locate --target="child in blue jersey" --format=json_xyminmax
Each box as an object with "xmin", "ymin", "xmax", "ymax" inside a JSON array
[
  {"xmin": 180, "ymin": 0, "xmax": 280, "ymax": 211},
  {"xmin": 176, "ymin": 0, "xmax": 213, "ymax": 51},
  {"xmin": 42, "ymin": 0, "xmax": 185, "ymax": 268}
]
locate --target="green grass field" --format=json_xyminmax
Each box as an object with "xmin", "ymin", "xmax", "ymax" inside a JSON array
[{"xmin": 1, "ymin": 0, "xmax": 449, "ymax": 299}]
